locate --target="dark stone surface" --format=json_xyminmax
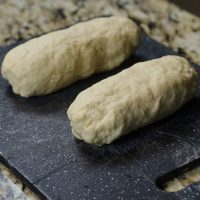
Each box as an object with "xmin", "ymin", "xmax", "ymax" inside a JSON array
[{"xmin": 0, "ymin": 33, "xmax": 200, "ymax": 200}]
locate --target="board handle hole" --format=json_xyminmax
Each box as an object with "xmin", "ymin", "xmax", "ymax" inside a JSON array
[{"xmin": 156, "ymin": 158, "xmax": 200, "ymax": 192}]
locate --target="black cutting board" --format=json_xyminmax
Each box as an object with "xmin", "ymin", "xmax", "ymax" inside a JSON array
[{"xmin": 0, "ymin": 33, "xmax": 200, "ymax": 200}]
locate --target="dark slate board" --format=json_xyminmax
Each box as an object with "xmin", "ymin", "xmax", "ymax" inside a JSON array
[{"xmin": 1, "ymin": 33, "xmax": 200, "ymax": 200}]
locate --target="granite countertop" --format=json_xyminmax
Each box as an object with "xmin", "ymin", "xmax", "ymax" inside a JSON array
[
  {"xmin": 0, "ymin": 0, "xmax": 200, "ymax": 199},
  {"xmin": 0, "ymin": 0, "xmax": 200, "ymax": 64},
  {"xmin": 0, "ymin": 163, "xmax": 40, "ymax": 200}
]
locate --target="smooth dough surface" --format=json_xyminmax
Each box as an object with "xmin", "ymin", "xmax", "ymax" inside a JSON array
[
  {"xmin": 67, "ymin": 56, "xmax": 199, "ymax": 145},
  {"xmin": 1, "ymin": 16, "xmax": 140, "ymax": 97}
]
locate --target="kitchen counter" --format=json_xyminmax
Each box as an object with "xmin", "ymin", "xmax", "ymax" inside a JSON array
[
  {"xmin": 0, "ymin": 0, "xmax": 200, "ymax": 199},
  {"xmin": 0, "ymin": 163, "xmax": 40, "ymax": 200},
  {"xmin": 0, "ymin": 0, "xmax": 200, "ymax": 64}
]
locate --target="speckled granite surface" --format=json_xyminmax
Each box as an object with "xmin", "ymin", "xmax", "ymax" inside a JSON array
[
  {"xmin": 0, "ymin": 163, "xmax": 40, "ymax": 200},
  {"xmin": 0, "ymin": 0, "xmax": 200, "ymax": 199},
  {"xmin": 0, "ymin": 0, "xmax": 199, "ymax": 64}
]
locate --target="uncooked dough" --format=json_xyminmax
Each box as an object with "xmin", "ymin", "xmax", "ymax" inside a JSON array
[
  {"xmin": 67, "ymin": 56, "xmax": 199, "ymax": 145},
  {"xmin": 1, "ymin": 16, "xmax": 140, "ymax": 97}
]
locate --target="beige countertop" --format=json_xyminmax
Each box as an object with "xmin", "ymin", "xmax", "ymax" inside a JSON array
[
  {"xmin": 0, "ymin": 0, "xmax": 200, "ymax": 199},
  {"xmin": 0, "ymin": 163, "xmax": 40, "ymax": 200},
  {"xmin": 0, "ymin": 0, "xmax": 200, "ymax": 64}
]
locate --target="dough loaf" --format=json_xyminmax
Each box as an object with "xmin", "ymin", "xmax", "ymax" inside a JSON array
[
  {"xmin": 1, "ymin": 16, "xmax": 140, "ymax": 97},
  {"xmin": 67, "ymin": 56, "xmax": 199, "ymax": 145}
]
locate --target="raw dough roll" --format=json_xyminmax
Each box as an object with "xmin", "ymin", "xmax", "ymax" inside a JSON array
[
  {"xmin": 1, "ymin": 16, "xmax": 140, "ymax": 97},
  {"xmin": 67, "ymin": 56, "xmax": 199, "ymax": 145}
]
